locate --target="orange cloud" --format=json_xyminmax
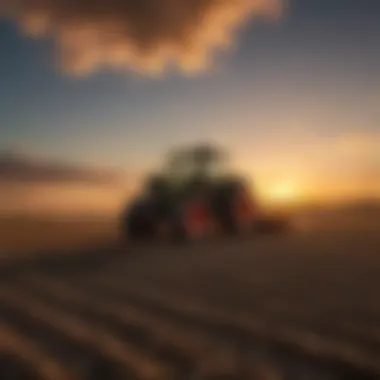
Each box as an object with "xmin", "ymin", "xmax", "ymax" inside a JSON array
[{"xmin": 2, "ymin": 0, "xmax": 283, "ymax": 75}]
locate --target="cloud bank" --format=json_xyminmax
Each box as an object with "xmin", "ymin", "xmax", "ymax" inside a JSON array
[
  {"xmin": 0, "ymin": 151, "xmax": 123, "ymax": 186},
  {"xmin": 2, "ymin": 0, "xmax": 283, "ymax": 75},
  {"xmin": 0, "ymin": 151, "xmax": 129, "ymax": 215}
]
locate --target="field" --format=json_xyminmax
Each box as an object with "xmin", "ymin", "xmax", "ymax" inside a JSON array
[
  {"xmin": 1, "ymin": 207, "xmax": 380, "ymax": 379},
  {"xmin": 0, "ymin": 216, "xmax": 118, "ymax": 258}
]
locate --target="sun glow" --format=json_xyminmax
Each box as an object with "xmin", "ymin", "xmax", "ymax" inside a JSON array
[{"xmin": 266, "ymin": 180, "xmax": 300, "ymax": 204}]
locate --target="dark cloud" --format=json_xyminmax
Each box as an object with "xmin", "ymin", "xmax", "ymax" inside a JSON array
[
  {"xmin": 0, "ymin": 151, "xmax": 123, "ymax": 186},
  {"xmin": 2, "ymin": 0, "xmax": 283, "ymax": 75}
]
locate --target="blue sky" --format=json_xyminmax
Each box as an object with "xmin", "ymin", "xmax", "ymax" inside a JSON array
[{"xmin": 0, "ymin": 0, "xmax": 379, "ymax": 209}]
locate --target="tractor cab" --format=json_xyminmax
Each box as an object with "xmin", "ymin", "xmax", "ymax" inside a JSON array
[{"xmin": 145, "ymin": 144, "xmax": 237, "ymax": 198}]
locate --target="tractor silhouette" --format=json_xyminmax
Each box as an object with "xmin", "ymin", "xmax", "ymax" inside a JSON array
[{"xmin": 121, "ymin": 144, "xmax": 289, "ymax": 243}]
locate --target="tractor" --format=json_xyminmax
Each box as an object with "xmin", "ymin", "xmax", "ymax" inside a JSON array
[{"xmin": 120, "ymin": 144, "xmax": 289, "ymax": 243}]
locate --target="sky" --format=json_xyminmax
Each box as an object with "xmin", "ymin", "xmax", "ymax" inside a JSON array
[{"xmin": 0, "ymin": 0, "xmax": 379, "ymax": 214}]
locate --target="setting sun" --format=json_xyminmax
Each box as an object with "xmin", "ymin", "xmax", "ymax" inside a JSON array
[{"xmin": 266, "ymin": 181, "xmax": 300, "ymax": 204}]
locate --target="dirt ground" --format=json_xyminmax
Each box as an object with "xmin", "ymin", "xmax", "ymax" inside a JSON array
[
  {"xmin": 1, "ymin": 210, "xmax": 380, "ymax": 379},
  {"xmin": 0, "ymin": 216, "xmax": 118, "ymax": 258}
]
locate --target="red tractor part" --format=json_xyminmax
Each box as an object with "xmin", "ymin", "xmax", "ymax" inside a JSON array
[{"xmin": 181, "ymin": 199, "xmax": 214, "ymax": 240}]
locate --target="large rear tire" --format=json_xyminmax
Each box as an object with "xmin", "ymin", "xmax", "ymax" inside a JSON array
[
  {"xmin": 214, "ymin": 183, "xmax": 256, "ymax": 236},
  {"xmin": 121, "ymin": 201, "xmax": 156, "ymax": 244}
]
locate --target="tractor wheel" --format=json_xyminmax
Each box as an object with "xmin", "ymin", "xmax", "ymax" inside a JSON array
[
  {"xmin": 217, "ymin": 188, "xmax": 255, "ymax": 236},
  {"xmin": 123, "ymin": 211, "xmax": 155, "ymax": 243},
  {"xmin": 231, "ymin": 189, "xmax": 256, "ymax": 234}
]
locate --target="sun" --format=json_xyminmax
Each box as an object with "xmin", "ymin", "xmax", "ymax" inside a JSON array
[{"xmin": 267, "ymin": 181, "xmax": 299, "ymax": 204}]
